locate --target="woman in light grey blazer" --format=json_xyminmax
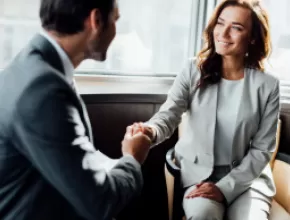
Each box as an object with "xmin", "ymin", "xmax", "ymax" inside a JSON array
[{"xmin": 129, "ymin": 0, "xmax": 280, "ymax": 219}]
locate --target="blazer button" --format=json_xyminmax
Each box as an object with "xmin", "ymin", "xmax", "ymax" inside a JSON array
[{"xmin": 232, "ymin": 160, "xmax": 238, "ymax": 167}]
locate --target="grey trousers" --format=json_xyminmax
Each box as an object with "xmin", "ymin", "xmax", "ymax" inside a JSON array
[{"xmin": 182, "ymin": 166, "xmax": 272, "ymax": 220}]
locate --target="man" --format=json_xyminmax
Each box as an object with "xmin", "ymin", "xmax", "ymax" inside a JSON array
[{"xmin": 0, "ymin": 0, "xmax": 152, "ymax": 219}]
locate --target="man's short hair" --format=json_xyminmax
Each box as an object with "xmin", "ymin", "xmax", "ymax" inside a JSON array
[{"xmin": 40, "ymin": 0, "xmax": 114, "ymax": 35}]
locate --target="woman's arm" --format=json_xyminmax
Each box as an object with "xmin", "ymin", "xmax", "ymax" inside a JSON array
[{"xmin": 145, "ymin": 58, "xmax": 198, "ymax": 145}]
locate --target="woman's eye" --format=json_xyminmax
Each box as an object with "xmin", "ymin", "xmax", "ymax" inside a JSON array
[{"xmin": 232, "ymin": 26, "xmax": 242, "ymax": 31}]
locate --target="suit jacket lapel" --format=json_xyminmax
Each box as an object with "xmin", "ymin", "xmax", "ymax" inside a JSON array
[
  {"xmin": 231, "ymin": 68, "xmax": 251, "ymax": 162},
  {"xmin": 206, "ymin": 84, "xmax": 218, "ymax": 155},
  {"xmin": 77, "ymin": 95, "xmax": 94, "ymax": 145},
  {"xmin": 196, "ymin": 83, "xmax": 218, "ymax": 155},
  {"xmin": 31, "ymin": 34, "xmax": 94, "ymax": 144}
]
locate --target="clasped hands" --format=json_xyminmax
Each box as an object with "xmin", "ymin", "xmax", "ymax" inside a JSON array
[
  {"xmin": 122, "ymin": 122, "xmax": 225, "ymax": 204},
  {"xmin": 121, "ymin": 122, "xmax": 154, "ymax": 165}
]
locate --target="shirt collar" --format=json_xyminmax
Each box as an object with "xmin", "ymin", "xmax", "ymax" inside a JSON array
[{"xmin": 39, "ymin": 30, "xmax": 75, "ymax": 86}]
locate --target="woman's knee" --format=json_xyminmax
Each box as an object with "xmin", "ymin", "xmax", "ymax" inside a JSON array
[
  {"xmin": 226, "ymin": 190, "xmax": 271, "ymax": 220},
  {"xmin": 227, "ymin": 208, "xmax": 268, "ymax": 220},
  {"xmin": 183, "ymin": 197, "xmax": 225, "ymax": 220}
]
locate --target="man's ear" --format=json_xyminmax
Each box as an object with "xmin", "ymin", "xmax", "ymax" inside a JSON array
[{"xmin": 87, "ymin": 8, "xmax": 103, "ymax": 32}]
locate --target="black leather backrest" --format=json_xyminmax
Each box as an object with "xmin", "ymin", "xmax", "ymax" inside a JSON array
[
  {"xmin": 82, "ymin": 94, "xmax": 178, "ymax": 220},
  {"xmin": 279, "ymin": 102, "xmax": 290, "ymax": 155}
]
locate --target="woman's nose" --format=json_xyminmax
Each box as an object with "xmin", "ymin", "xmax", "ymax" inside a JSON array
[{"xmin": 219, "ymin": 27, "xmax": 230, "ymax": 38}]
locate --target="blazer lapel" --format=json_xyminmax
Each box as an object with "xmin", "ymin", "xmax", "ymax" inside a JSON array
[
  {"xmin": 206, "ymin": 84, "xmax": 218, "ymax": 155},
  {"xmin": 78, "ymin": 96, "xmax": 94, "ymax": 145},
  {"xmin": 230, "ymin": 68, "xmax": 254, "ymax": 164},
  {"xmin": 196, "ymin": 83, "xmax": 218, "ymax": 155}
]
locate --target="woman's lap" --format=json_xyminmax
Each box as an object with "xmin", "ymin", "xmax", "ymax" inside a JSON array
[
  {"xmin": 226, "ymin": 189, "xmax": 272, "ymax": 220},
  {"xmin": 183, "ymin": 186, "xmax": 272, "ymax": 220},
  {"xmin": 182, "ymin": 185, "xmax": 225, "ymax": 220}
]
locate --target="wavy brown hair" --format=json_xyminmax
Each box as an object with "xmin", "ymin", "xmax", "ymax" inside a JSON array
[{"xmin": 197, "ymin": 0, "xmax": 271, "ymax": 88}]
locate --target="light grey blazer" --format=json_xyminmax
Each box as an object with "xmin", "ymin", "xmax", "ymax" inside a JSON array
[{"xmin": 148, "ymin": 58, "xmax": 280, "ymax": 204}]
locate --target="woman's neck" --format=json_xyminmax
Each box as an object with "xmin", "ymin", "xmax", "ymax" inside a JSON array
[{"xmin": 221, "ymin": 56, "xmax": 245, "ymax": 80}]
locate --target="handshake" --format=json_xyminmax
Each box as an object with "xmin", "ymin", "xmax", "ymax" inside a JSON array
[{"xmin": 121, "ymin": 122, "xmax": 156, "ymax": 165}]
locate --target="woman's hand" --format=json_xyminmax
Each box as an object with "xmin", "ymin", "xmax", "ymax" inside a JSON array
[
  {"xmin": 185, "ymin": 182, "xmax": 225, "ymax": 203},
  {"xmin": 128, "ymin": 122, "xmax": 155, "ymax": 142}
]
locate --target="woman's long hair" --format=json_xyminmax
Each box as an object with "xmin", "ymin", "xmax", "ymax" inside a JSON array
[{"xmin": 197, "ymin": 0, "xmax": 271, "ymax": 88}]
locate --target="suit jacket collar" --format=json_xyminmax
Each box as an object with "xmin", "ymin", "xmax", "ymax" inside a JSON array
[
  {"xmin": 206, "ymin": 68, "xmax": 251, "ymax": 157},
  {"xmin": 30, "ymin": 34, "xmax": 65, "ymax": 75},
  {"xmin": 39, "ymin": 30, "xmax": 75, "ymax": 86},
  {"xmin": 29, "ymin": 34, "xmax": 94, "ymax": 145},
  {"xmin": 193, "ymin": 68, "xmax": 250, "ymax": 156}
]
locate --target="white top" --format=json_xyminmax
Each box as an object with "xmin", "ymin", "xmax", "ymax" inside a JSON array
[{"xmin": 214, "ymin": 78, "xmax": 244, "ymax": 165}]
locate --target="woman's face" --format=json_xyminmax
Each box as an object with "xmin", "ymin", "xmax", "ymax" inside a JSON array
[{"xmin": 213, "ymin": 6, "xmax": 253, "ymax": 58}]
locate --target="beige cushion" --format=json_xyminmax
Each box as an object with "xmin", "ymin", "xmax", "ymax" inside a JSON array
[
  {"xmin": 272, "ymin": 159, "xmax": 290, "ymax": 213},
  {"xmin": 165, "ymin": 165, "xmax": 174, "ymax": 220},
  {"xmin": 270, "ymin": 199, "xmax": 290, "ymax": 220}
]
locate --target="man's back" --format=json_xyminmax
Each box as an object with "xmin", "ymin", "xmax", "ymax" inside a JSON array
[
  {"xmin": 0, "ymin": 36, "xmax": 87, "ymax": 219},
  {"xmin": 0, "ymin": 35, "xmax": 144, "ymax": 220}
]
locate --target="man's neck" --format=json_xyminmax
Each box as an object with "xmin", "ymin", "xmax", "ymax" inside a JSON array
[{"xmin": 45, "ymin": 30, "xmax": 86, "ymax": 68}]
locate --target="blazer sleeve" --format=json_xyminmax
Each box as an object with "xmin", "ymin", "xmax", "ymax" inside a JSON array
[
  {"xmin": 12, "ymin": 76, "xmax": 143, "ymax": 220},
  {"xmin": 146, "ymin": 58, "xmax": 197, "ymax": 145},
  {"xmin": 216, "ymin": 79, "xmax": 280, "ymax": 204}
]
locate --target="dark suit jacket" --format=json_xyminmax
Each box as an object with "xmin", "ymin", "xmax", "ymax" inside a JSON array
[{"xmin": 0, "ymin": 34, "xmax": 142, "ymax": 220}]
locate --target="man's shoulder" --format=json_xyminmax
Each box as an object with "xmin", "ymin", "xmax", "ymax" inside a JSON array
[
  {"xmin": 5, "ymin": 52, "xmax": 76, "ymax": 118},
  {"xmin": 18, "ymin": 72, "xmax": 74, "ymax": 110},
  {"xmin": 2, "ymin": 57, "xmax": 69, "ymax": 100}
]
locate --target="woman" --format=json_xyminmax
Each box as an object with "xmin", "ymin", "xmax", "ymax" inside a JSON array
[{"xmin": 130, "ymin": 0, "xmax": 279, "ymax": 219}]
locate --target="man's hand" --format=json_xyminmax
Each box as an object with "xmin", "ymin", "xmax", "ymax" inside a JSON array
[
  {"xmin": 121, "ymin": 126, "xmax": 151, "ymax": 164},
  {"xmin": 129, "ymin": 122, "xmax": 155, "ymax": 142},
  {"xmin": 185, "ymin": 182, "xmax": 225, "ymax": 204}
]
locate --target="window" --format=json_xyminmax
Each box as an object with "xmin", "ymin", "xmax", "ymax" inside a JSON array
[
  {"xmin": 78, "ymin": 0, "xmax": 194, "ymax": 75},
  {"xmin": 0, "ymin": 0, "xmax": 214, "ymax": 76},
  {"xmin": 0, "ymin": 0, "xmax": 40, "ymax": 68},
  {"xmin": 263, "ymin": 0, "xmax": 290, "ymax": 82},
  {"xmin": 261, "ymin": 0, "xmax": 290, "ymax": 100}
]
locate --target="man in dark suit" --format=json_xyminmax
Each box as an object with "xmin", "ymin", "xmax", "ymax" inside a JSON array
[{"xmin": 0, "ymin": 0, "xmax": 152, "ymax": 219}]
